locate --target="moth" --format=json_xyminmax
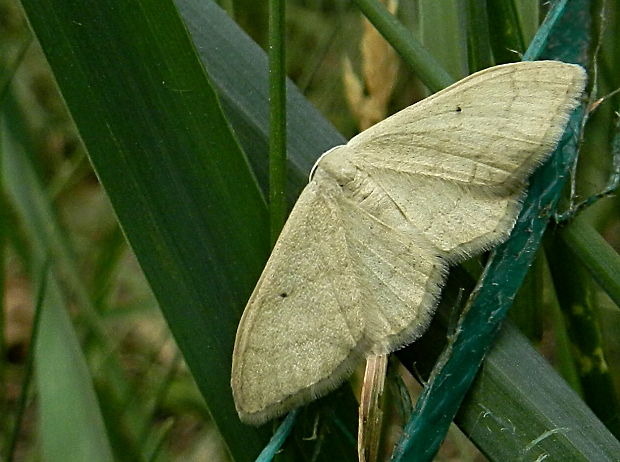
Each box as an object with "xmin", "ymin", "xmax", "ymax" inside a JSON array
[{"xmin": 232, "ymin": 60, "xmax": 586, "ymax": 425}]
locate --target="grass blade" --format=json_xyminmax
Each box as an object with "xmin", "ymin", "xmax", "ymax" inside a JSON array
[
  {"xmin": 35, "ymin": 274, "xmax": 114, "ymax": 462},
  {"xmin": 351, "ymin": 0, "xmax": 455, "ymax": 92},
  {"xmin": 487, "ymin": 0, "xmax": 527, "ymax": 63},
  {"xmin": 6, "ymin": 260, "xmax": 47, "ymax": 462},
  {"xmin": 268, "ymin": 0, "xmax": 287, "ymax": 244},
  {"xmin": 549, "ymin": 219, "xmax": 620, "ymax": 436},
  {"xmin": 560, "ymin": 214, "xmax": 620, "ymax": 310},
  {"xmin": 2, "ymin": 91, "xmax": 145, "ymax": 460},
  {"xmin": 17, "ymin": 0, "xmax": 271, "ymax": 459}
]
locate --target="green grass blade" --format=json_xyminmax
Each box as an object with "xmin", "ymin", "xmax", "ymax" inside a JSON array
[
  {"xmin": 560, "ymin": 214, "xmax": 620, "ymax": 310},
  {"xmin": 509, "ymin": 250, "xmax": 544, "ymax": 341},
  {"xmin": 514, "ymin": 0, "xmax": 540, "ymax": 44},
  {"xmin": 17, "ymin": 0, "xmax": 270, "ymax": 460},
  {"xmin": 487, "ymin": 0, "xmax": 527, "ymax": 63},
  {"xmin": 550, "ymin": 219, "xmax": 620, "ymax": 436},
  {"xmin": 546, "ymin": 275, "xmax": 584, "ymax": 394},
  {"xmin": 2, "ymin": 98, "xmax": 112, "ymax": 348},
  {"xmin": 464, "ymin": 0, "xmax": 494, "ymax": 72},
  {"xmin": 35, "ymin": 276, "xmax": 115, "ymax": 462},
  {"xmin": 6, "ymin": 260, "xmax": 47, "ymax": 462},
  {"xmin": 2, "ymin": 92, "xmax": 145, "ymax": 460},
  {"xmin": 175, "ymin": 0, "xmax": 343, "ymax": 201},
  {"xmin": 417, "ymin": 0, "xmax": 469, "ymax": 78},
  {"xmin": 459, "ymin": 323, "xmax": 620, "ymax": 460},
  {"xmin": 268, "ymin": 0, "xmax": 287, "ymax": 244},
  {"xmin": 351, "ymin": 0, "xmax": 455, "ymax": 92}
]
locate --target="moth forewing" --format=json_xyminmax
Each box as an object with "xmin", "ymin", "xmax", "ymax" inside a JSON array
[{"xmin": 231, "ymin": 60, "xmax": 586, "ymax": 425}]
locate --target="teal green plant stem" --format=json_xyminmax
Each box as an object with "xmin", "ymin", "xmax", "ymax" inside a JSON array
[
  {"xmin": 6, "ymin": 259, "xmax": 49, "ymax": 462},
  {"xmin": 351, "ymin": 0, "xmax": 454, "ymax": 92},
  {"xmin": 268, "ymin": 0, "xmax": 287, "ymax": 245},
  {"xmin": 557, "ymin": 113, "xmax": 620, "ymax": 222},
  {"xmin": 256, "ymin": 409, "xmax": 299, "ymax": 462},
  {"xmin": 393, "ymin": 112, "xmax": 584, "ymax": 462},
  {"xmin": 559, "ymin": 215, "xmax": 620, "ymax": 311},
  {"xmin": 392, "ymin": 0, "xmax": 587, "ymax": 460},
  {"xmin": 522, "ymin": 0, "xmax": 569, "ymax": 61}
]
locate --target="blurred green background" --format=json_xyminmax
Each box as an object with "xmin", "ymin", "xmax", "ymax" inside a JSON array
[{"xmin": 1, "ymin": 0, "xmax": 619, "ymax": 461}]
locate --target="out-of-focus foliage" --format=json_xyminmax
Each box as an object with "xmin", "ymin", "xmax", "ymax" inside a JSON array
[{"xmin": 0, "ymin": 0, "xmax": 618, "ymax": 461}]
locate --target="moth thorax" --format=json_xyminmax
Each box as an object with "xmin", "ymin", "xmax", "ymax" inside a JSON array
[{"xmin": 314, "ymin": 145, "xmax": 356, "ymax": 188}]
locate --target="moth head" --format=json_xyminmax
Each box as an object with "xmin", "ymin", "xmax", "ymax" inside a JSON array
[
  {"xmin": 310, "ymin": 145, "xmax": 356, "ymax": 188},
  {"xmin": 309, "ymin": 145, "xmax": 350, "ymax": 181}
]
